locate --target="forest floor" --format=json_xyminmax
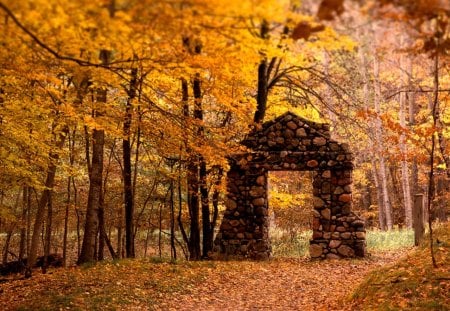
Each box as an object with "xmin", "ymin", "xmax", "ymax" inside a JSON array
[
  {"xmin": 0, "ymin": 250, "xmax": 401, "ymax": 311},
  {"xmin": 1, "ymin": 223, "xmax": 448, "ymax": 311}
]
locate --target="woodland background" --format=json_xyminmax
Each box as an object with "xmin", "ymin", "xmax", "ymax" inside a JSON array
[{"xmin": 0, "ymin": 0, "xmax": 449, "ymax": 274}]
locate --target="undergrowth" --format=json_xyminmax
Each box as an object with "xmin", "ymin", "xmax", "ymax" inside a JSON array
[
  {"xmin": 349, "ymin": 222, "xmax": 450, "ymax": 310},
  {"xmin": 270, "ymin": 227, "xmax": 415, "ymax": 257}
]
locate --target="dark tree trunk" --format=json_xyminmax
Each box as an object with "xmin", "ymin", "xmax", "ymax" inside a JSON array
[
  {"xmin": 78, "ymin": 49, "xmax": 111, "ymax": 265},
  {"xmin": 42, "ymin": 191, "xmax": 53, "ymax": 274},
  {"xmin": 191, "ymin": 71, "xmax": 212, "ymax": 259},
  {"xmin": 200, "ymin": 159, "xmax": 211, "ymax": 258},
  {"xmin": 123, "ymin": 67, "xmax": 137, "ymax": 258},
  {"xmin": 254, "ymin": 59, "xmax": 269, "ymax": 124},
  {"xmin": 187, "ymin": 159, "xmax": 201, "ymax": 260},
  {"xmin": 181, "ymin": 71, "xmax": 200, "ymax": 260},
  {"xmin": 78, "ymin": 127, "xmax": 104, "ymax": 264},
  {"xmin": 2, "ymin": 229, "xmax": 12, "ymax": 265},
  {"xmin": 63, "ymin": 176, "xmax": 71, "ymax": 267},
  {"xmin": 170, "ymin": 176, "xmax": 177, "ymax": 260},
  {"xmin": 19, "ymin": 186, "xmax": 28, "ymax": 261}
]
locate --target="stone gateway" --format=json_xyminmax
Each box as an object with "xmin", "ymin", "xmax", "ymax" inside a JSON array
[{"xmin": 213, "ymin": 112, "xmax": 366, "ymax": 259}]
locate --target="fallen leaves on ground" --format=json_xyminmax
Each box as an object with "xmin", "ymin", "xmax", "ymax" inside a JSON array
[
  {"xmin": 0, "ymin": 252, "xmax": 401, "ymax": 311},
  {"xmin": 349, "ymin": 222, "xmax": 450, "ymax": 310}
]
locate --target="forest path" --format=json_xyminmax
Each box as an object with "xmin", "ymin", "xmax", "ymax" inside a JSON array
[
  {"xmin": 156, "ymin": 252, "xmax": 399, "ymax": 311},
  {"xmin": 0, "ymin": 251, "xmax": 402, "ymax": 311}
]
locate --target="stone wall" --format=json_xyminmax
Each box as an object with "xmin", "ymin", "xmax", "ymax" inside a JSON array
[{"xmin": 213, "ymin": 112, "xmax": 366, "ymax": 260}]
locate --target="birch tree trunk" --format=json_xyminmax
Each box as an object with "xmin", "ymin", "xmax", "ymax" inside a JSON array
[
  {"xmin": 373, "ymin": 54, "xmax": 393, "ymax": 230},
  {"xmin": 399, "ymin": 35, "xmax": 413, "ymax": 228},
  {"xmin": 358, "ymin": 27, "xmax": 389, "ymax": 230}
]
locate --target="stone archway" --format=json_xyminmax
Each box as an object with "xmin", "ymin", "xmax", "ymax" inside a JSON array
[{"xmin": 213, "ymin": 112, "xmax": 366, "ymax": 260}]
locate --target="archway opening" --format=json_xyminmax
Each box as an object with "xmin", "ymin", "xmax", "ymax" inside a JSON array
[{"xmin": 268, "ymin": 171, "xmax": 314, "ymax": 257}]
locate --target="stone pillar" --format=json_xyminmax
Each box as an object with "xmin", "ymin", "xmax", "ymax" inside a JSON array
[
  {"xmin": 309, "ymin": 169, "xmax": 366, "ymax": 259},
  {"xmin": 213, "ymin": 163, "xmax": 271, "ymax": 259}
]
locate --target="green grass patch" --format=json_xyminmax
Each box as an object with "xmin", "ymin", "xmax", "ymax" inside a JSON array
[
  {"xmin": 270, "ymin": 227, "xmax": 415, "ymax": 258},
  {"xmin": 349, "ymin": 222, "xmax": 450, "ymax": 310},
  {"xmin": 270, "ymin": 228, "xmax": 311, "ymax": 257},
  {"xmin": 366, "ymin": 228, "xmax": 414, "ymax": 252}
]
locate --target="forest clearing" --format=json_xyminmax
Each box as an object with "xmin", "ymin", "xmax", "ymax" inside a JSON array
[
  {"xmin": 0, "ymin": 223, "xmax": 448, "ymax": 310},
  {"xmin": 0, "ymin": 0, "xmax": 449, "ymax": 310}
]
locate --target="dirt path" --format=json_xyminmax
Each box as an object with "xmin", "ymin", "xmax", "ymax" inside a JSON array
[{"xmin": 156, "ymin": 253, "xmax": 399, "ymax": 311}]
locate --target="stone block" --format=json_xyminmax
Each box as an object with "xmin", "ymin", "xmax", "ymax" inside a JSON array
[
  {"xmin": 287, "ymin": 121, "xmax": 297, "ymax": 130},
  {"xmin": 329, "ymin": 240, "xmax": 341, "ymax": 249},
  {"xmin": 322, "ymin": 170, "xmax": 331, "ymax": 178},
  {"xmin": 355, "ymin": 231, "xmax": 365, "ymax": 239},
  {"xmin": 307, "ymin": 159, "xmax": 319, "ymax": 168},
  {"xmin": 313, "ymin": 197, "xmax": 325, "ymax": 208},
  {"xmin": 313, "ymin": 137, "xmax": 327, "ymax": 146},
  {"xmin": 321, "ymin": 208, "xmax": 331, "ymax": 220},
  {"xmin": 226, "ymin": 198, "xmax": 237, "ymax": 210},
  {"xmin": 339, "ymin": 193, "xmax": 352, "ymax": 202},
  {"xmin": 256, "ymin": 175, "xmax": 265, "ymax": 185},
  {"xmin": 326, "ymin": 253, "xmax": 340, "ymax": 259},
  {"xmin": 340, "ymin": 232, "xmax": 351, "ymax": 239},
  {"xmin": 250, "ymin": 186, "xmax": 265, "ymax": 197},
  {"xmin": 252, "ymin": 198, "xmax": 265, "ymax": 206},
  {"xmin": 309, "ymin": 244, "xmax": 323, "ymax": 258},
  {"xmin": 229, "ymin": 220, "xmax": 240, "ymax": 227},
  {"xmin": 296, "ymin": 128, "xmax": 307, "ymax": 137},
  {"xmin": 313, "ymin": 230, "xmax": 323, "ymax": 239},
  {"xmin": 337, "ymin": 244, "xmax": 355, "ymax": 257}
]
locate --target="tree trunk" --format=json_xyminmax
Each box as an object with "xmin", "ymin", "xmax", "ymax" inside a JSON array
[
  {"xmin": 413, "ymin": 194, "xmax": 424, "ymax": 246},
  {"xmin": 2, "ymin": 229, "xmax": 13, "ymax": 264},
  {"xmin": 373, "ymin": 55, "xmax": 393, "ymax": 230},
  {"xmin": 426, "ymin": 50, "xmax": 439, "ymax": 268},
  {"xmin": 63, "ymin": 176, "xmax": 71, "ymax": 267},
  {"xmin": 371, "ymin": 160, "xmax": 386, "ymax": 230},
  {"xmin": 253, "ymin": 58, "xmax": 268, "ymax": 124},
  {"xmin": 26, "ymin": 126, "xmax": 68, "ymax": 277},
  {"xmin": 170, "ymin": 177, "xmax": 177, "ymax": 260},
  {"xmin": 191, "ymin": 69, "xmax": 212, "ymax": 259},
  {"xmin": 123, "ymin": 67, "xmax": 137, "ymax": 258},
  {"xmin": 42, "ymin": 191, "xmax": 53, "ymax": 274},
  {"xmin": 78, "ymin": 126, "xmax": 104, "ymax": 264},
  {"xmin": 19, "ymin": 186, "xmax": 28, "ymax": 261},
  {"xmin": 399, "ymin": 35, "xmax": 413, "ymax": 228}
]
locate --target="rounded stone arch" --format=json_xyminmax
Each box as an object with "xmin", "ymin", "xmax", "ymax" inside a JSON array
[{"xmin": 213, "ymin": 112, "xmax": 366, "ymax": 260}]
